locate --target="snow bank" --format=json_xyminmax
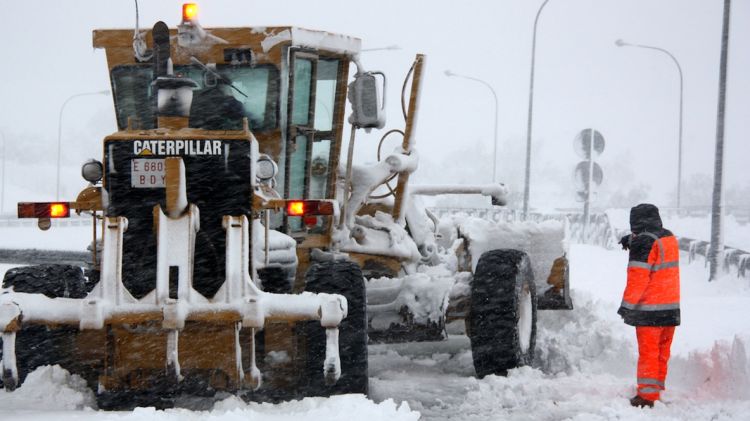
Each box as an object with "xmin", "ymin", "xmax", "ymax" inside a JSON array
[
  {"xmin": 0, "ymin": 377, "xmax": 419, "ymax": 421},
  {"xmin": 536, "ymin": 289, "xmax": 750, "ymax": 400},
  {"xmin": 670, "ymin": 335, "xmax": 750, "ymax": 400},
  {"xmin": 0, "ymin": 365, "xmax": 95, "ymax": 410},
  {"xmin": 534, "ymin": 290, "xmax": 635, "ymax": 378},
  {"xmin": 210, "ymin": 395, "xmax": 418, "ymax": 421}
]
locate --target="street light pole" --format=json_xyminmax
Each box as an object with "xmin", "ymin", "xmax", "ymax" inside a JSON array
[
  {"xmin": 615, "ymin": 39, "xmax": 684, "ymax": 208},
  {"xmin": 523, "ymin": 0, "xmax": 552, "ymax": 219},
  {"xmin": 56, "ymin": 90, "xmax": 110, "ymax": 200},
  {"xmin": 444, "ymin": 70, "xmax": 499, "ymax": 183},
  {"xmin": 709, "ymin": 0, "xmax": 732, "ymax": 281}
]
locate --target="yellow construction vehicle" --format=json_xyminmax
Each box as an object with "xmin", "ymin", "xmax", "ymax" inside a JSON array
[{"xmin": 0, "ymin": 3, "xmax": 571, "ymax": 409}]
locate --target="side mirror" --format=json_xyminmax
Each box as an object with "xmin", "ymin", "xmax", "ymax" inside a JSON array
[{"xmin": 347, "ymin": 71, "xmax": 386, "ymax": 130}]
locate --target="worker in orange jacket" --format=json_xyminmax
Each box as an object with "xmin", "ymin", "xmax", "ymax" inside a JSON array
[{"xmin": 618, "ymin": 203, "xmax": 680, "ymax": 408}]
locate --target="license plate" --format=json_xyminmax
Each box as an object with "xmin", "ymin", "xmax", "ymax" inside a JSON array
[{"xmin": 131, "ymin": 159, "xmax": 166, "ymax": 188}]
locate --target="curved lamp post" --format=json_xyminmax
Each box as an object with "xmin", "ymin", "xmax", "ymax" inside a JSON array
[
  {"xmin": 444, "ymin": 70, "xmax": 499, "ymax": 183},
  {"xmin": 523, "ymin": 0, "xmax": 552, "ymax": 219},
  {"xmin": 360, "ymin": 45, "xmax": 401, "ymax": 52},
  {"xmin": 56, "ymin": 90, "xmax": 110, "ymax": 200},
  {"xmin": 615, "ymin": 38, "xmax": 684, "ymax": 208}
]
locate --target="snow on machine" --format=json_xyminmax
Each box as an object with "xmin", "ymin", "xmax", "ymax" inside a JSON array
[{"xmin": 0, "ymin": 3, "xmax": 571, "ymax": 408}]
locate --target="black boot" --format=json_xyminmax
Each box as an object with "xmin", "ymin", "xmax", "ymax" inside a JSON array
[{"xmin": 630, "ymin": 395, "xmax": 654, "ymax": 408}]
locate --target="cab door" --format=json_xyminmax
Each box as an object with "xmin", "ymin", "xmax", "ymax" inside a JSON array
[{"xmin": 285, "ymin": 51, "xmax": 348, "ymax": 233}]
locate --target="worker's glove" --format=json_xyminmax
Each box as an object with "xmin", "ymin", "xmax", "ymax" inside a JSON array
[{"xmin": 619, "ymin": 234, "xmax": 631, "ymax": 251}]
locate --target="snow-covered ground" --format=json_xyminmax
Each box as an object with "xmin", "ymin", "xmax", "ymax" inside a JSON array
[{"xmin": 0, "ymin": 223, "xmax": 749, "ymax": 419}]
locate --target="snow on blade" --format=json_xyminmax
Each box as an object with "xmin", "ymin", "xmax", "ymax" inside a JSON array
[{"xmin": 0, "ymin": 365, "xmax": 95, "ymax": 411}]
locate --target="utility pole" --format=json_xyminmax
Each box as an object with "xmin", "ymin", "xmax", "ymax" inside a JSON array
[{"xmin": 709, "ymin": 0, "xmax": 731, "ymax": 281}]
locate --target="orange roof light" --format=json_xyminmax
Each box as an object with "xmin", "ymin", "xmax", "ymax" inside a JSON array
[
  {"xmin": 182, "ymin": 3, "xmax": 199, "ymax": 22},
  {"xmin": 287, "ymin": 201, "xmax": 305, "ymax": 217},
  {"xmin": 49, "ymin": 203, "xmax": 70, "ymax": 218}
]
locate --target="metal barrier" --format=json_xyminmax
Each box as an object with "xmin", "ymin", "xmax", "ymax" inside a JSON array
[
  {"xmin": 430, "ymin": 207, "xmax": 620, "ymax": 250},
  {"xmin": 0, "ymin": 215, "xmax": 91, "ymax": 229},
  {"xmin": 430, "ymin": 207, "xmax": 750, "ymax": 280}
]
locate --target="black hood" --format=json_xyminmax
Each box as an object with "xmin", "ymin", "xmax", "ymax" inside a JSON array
[{"xmin": 630, "ymin": 203, "xmax": 663, "ymax": 234}]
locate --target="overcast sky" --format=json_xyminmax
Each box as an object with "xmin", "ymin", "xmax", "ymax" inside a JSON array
[{"xmin": 0, "ymin": 0, "xmax": 747, "ymax": 211}]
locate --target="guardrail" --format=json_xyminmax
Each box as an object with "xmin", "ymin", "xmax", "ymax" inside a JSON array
[
  {"xmin": 430, "ymin": 207, "xmax": 750, "ymax": 280},
  {"xmin": 0, "ymin": 215, "xmax": 91, "ymax": 229},
  {"xmin": 430, "ymin": 207, "xmax": 619, "ymax": 249},
  {"xmin": 2, "ymin": 208, "xmax": 748, "ymax": 280}
]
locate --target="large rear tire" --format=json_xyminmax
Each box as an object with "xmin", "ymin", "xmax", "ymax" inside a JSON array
[
  {"xmin": 301, "ymin": 259, "xmax": 368, "ymax": 396},
  {"xmin": 1, "ymin": 265, "xmax": 88, "ymax": 387},
  {"xmin": 468, "ymin": 249, "xmax": 537, "ymax": 378}
]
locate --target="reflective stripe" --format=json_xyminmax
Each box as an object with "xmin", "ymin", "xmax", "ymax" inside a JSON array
[
  {"xmin": 638, "ymin": 378, "xmax": 665, "ymax": 387},
  {"xmin": 653, "ymin": 261, "xmax": 679, "ymax": 271},
  {"xmin": 628, "ymin": 260, "xmax": 678, "ymax": 272},
  {"xmin": 620, "ymin": 301, "xmax": 680, "ymax": 311},
  {"xmin": 638, "ymin": 387, "xmax": 661, "ymax": 394},
  {"xmin": 628, "ymin": 261, "xmax": 652, "ymax": 270}
]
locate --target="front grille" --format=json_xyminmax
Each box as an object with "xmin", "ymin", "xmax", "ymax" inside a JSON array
[{"xmin": 104, "ymin": 139, "xmax": 253, "ymax": 299}]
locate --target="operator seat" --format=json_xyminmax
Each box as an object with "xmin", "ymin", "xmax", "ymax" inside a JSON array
[{"xmin": 189, "ymin": 70, "xmax": 246, "ymax": 130}]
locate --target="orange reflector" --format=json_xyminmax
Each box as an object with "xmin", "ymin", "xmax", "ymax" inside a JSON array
[
  {"xmin": 50, "ymin": 203, "xmax": 69, "ymax": 218},
  {"xmin": 182, "ymin": 3, "xmax": 199, "ymax": 21},
  {"xmin": 18, "ymin": 202, "xmax": 71, "ymax": 219},
  {"xmin": 287, "ymin": 201, "xmax": 305, "ymax": 216}
]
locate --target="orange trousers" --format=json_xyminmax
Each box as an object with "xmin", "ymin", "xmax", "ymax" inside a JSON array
[{"xmin": 636, "ymin": 326, "xmax": 675, "ymax": 401}]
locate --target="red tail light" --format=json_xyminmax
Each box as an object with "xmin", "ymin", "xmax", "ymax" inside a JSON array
[
  {"xmin": 18, "ymin": 202, "xmax": 71, "ymax": 219},
  {"xmin": 285, "ymin": 200, "xmax": 334, "ymax": 217}
]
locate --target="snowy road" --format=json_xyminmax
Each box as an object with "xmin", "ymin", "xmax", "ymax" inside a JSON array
[{"xmin": 1, "ymin": 243, "xmax": 749, "ymax": 419}]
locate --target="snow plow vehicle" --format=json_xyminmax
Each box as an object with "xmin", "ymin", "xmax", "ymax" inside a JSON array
[{"xmin": 0, "ymin": 3, "xmax": 571, "ymax": 409}]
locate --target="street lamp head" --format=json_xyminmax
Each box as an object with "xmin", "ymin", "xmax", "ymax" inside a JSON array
[
  {"xmin": 97, "ymin": 90, "xmax": 111, "ymax": 95},
  {"xmin": 615, "ymin": 39, "xmax": 628, "ymax": 47},
  {"xmin": 444, "ymin": 70, "xmax": 454, "ymax": 77}
]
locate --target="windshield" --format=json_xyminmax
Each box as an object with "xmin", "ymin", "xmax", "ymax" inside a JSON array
[{"xmin": 110, "ymin": 64, "xmax": 279, "ymax": 131}]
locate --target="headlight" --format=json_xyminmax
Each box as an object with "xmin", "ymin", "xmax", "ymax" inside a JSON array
[
  {"xmin": 256, "ymin": 154, "xmax": 278, "ymax": 181},
  {"xmin": 81, "ymin": 159, "xmax": 104, "ymax": 183}
]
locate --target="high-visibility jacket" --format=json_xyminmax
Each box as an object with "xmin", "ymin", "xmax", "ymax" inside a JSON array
[{"xmin": 618, "ymin": 229, "xmax": 681, "ymax": 326}]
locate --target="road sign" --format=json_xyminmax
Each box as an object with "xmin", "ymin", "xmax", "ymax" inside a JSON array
[
  {"xmin": 574, "ymin": 128, "xmax": 605, "ymax": 241},
  {"xmin": 573, "ymin": 160, "xmax": 603, "ymax": 190},
  {"xmin": 574, "ymin": 129, "xmax": 605, "ymax": 159}
]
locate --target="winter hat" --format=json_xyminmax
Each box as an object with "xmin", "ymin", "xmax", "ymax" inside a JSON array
[{"xmin": 630, "ymin": 203, "xmax": 663, "ymax": 234}]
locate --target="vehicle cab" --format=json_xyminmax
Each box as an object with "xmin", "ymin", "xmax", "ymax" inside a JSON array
[{"xmin": 90, "ymin": 5, "xmax": 362, "ymax": 289}]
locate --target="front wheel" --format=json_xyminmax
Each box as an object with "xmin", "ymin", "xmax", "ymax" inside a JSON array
[
  {"xmin": 301, "ymin": 259, "xmax": 368, "ymax": 396},
  {"xmin": 468, "ymin": 249, "xmax": 537, "ymax": 378}
]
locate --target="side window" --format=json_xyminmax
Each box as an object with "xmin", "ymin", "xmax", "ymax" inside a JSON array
[
  {"xmin": 111, "ymin": 66, "xmax": 155, "ymax": 130},
  {"xmin": 314, "ymin": 60, "xmax": 339, "ymax": 131},
  {"xmin": 291, "ymin": 59, "xmax": 313, "ymax": 126}
]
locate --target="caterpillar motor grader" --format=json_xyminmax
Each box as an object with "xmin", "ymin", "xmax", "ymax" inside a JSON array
[{"xmin": 0, "ymin": 3, "xmax": 571, "ymax": 409}]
